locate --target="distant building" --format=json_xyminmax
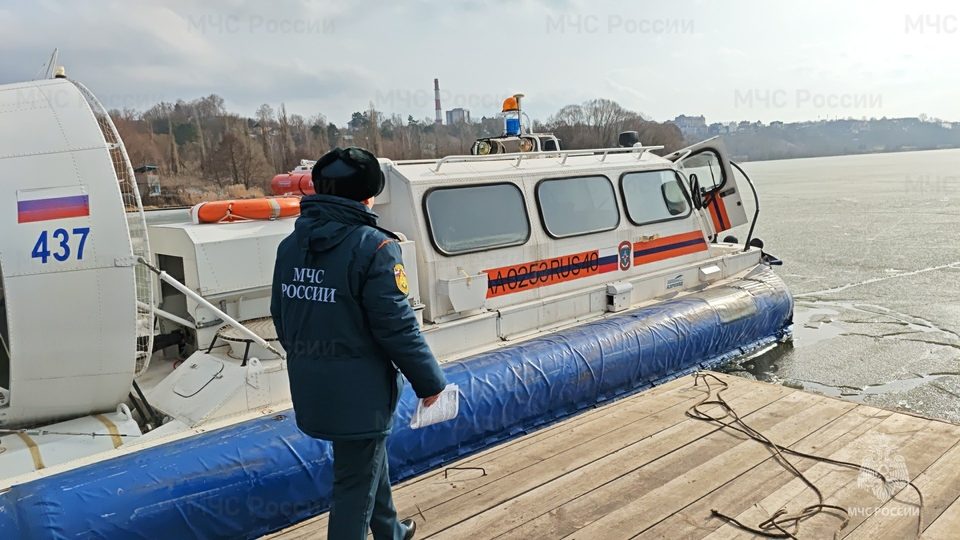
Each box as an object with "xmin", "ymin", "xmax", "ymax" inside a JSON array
[
  {"xmin": 770, "ymin": 121, "xmax": 784, "ymax": 129},
  {"xmin": 445, "ymin": 108, "xmax": 471, "ymax": 125},
  {"xmin": 671, "ymin": 114, "xmax": 707, "ymax": 138},
  {"xmin": 708, "ymin": 123, "xmax": 723, "ymax": 136}
]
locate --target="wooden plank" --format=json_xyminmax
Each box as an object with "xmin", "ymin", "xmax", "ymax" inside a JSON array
[
  {"xmin": 445, "ymin": 391, "xmax": 850, "ymax": 539},
  {"xmin": 400, "ymin": 374, "xmax": 700, "ymax": 485},
  {"xmin": 635, "ymin": 404, "xmax": 891, "ymax": 539},
  {"xmin": 401, "ymin": 373, "xmax": 726, "ymax": 488},
  {"xmin": 700, "ymin": 411, "xmax": 926, "ymax": 540},
  {"xmin": 700, "ymin": 414, "xmax": 922, "ymax": 540},
  {"xmin": 395, "ymin": 376, "xmax": 728, "ymax": 511},
  {"xmin": 845, "ymin": 438, "xmax": 960, "ymax": 539},
  {"xmin": 413, "ymin": 377, "xmax": 790, "ymax": 538},
  {"xmin": 703, "ymin": 412, "xmax": 924, "ymax": 539},
  {"xmin": 810, "ymin": 419, "xmax": 960, "ymax": 539},
  {"xmin": 922, "ymin": 495, "xmax": 960, "ymax": 540},
  {"xmin": 265, "ymin": 374, "xmax": 713, "ymax": 539},
  {"xmin": 537, "ymin": 393, "xmax": 855, "ymax": 540},
  {"xmin": 703, "ymin": 412, "xmax": 960, "ymax": 540}
]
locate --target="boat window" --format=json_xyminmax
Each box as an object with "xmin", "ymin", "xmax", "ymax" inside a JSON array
[
  {"xmin": 621, "ymin": 170, "xmax": 692, "ymax": 225},
  {"xmin": 682, "ymin": 150, "xmax": 725, "ymax": 192},
  {"xmin": 536, "ymin": 175, "xmax": 619, "ymax": 238},
  {"xmin": 0, "ymin": 266, "xmax": 9, "ymax": 391},
  {"xmin": 425, "ymin": 183, "xmax": 530, "ymax": 255}
]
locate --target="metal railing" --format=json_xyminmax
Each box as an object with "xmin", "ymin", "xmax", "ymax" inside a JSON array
[
  {"xmin": 137, "ymin": 258, "xmax": 286, "ymax": 360},
  {"xmin": 73, "ymin": 80, "xmax": 156, "ymax": 375},
  {"xmin": 432, "ymin": 144, "xmax": 665, "ymax": 172}
]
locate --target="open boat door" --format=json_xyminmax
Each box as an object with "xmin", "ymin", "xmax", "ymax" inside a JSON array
[{"xmin": 665, "ymin": 137, "xmax": 748, "ymax": 240}]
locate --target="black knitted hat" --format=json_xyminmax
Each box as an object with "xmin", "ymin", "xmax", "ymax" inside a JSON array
[{"xmin": 311, "ymin": 147, "xmax": 385, "ymax": 201}]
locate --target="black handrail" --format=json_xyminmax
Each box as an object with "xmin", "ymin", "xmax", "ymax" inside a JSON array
[{"xmin": 730, "ymin": 161, "xmax": 760, "ymax": 253}]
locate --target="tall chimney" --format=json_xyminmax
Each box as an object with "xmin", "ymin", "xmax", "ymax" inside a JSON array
[{"xmin": 434, "ymin": 78, "xmax": 442, "ymax": 124}]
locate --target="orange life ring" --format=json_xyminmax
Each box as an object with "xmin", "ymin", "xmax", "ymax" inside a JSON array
[{"xmin": 190, "ymin": 197, "xmax": 301, "ymax": 224}]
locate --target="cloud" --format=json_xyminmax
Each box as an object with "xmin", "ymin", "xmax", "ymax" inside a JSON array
[{"xmin": 1, "ymin": 0, "xmax": 958, "ymax": 124}]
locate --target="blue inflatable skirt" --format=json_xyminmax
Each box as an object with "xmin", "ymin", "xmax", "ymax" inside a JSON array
[{"xmin": 0, "ymin": 266, "xmax": 792, "ymax": 538}]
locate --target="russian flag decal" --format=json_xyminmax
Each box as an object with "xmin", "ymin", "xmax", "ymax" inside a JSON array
[{"xmin": 17, "ymin": 187, "xmax": 90, "ymax": 224}]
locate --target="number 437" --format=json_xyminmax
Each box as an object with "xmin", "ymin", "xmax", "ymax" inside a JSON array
[{"xmin": 32, "ymin": 227, "xmax": 91, "ymax": 264}]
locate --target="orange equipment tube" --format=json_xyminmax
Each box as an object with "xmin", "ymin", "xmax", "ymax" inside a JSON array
[
  {"xmin": 190, "ymin": 197, "xmax": 301, "ymax": 224},
  {"xmin": 270, "ymin": 173, "xmax": 315, "ymax": 196}
]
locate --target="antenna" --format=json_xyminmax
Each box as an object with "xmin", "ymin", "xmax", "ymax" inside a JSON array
[{"xmin": 40, "ymin": 48, "xmax": 60, "ymax": 79}]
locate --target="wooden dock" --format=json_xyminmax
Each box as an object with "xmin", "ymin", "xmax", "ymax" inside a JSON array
[{"xmin": 267, "ymin": 372, "xmax": 960, "ymax": 539}]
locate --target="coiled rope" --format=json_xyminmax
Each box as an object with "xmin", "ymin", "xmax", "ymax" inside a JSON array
[{"xmin": 687, "ymin": 372, "xmax": 924, "ymax": 539}]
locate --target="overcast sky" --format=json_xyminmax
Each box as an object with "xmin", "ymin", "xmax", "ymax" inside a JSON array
[{"xmin": 2, "ymin": 0, "xmax": 959, "ymax": 125}]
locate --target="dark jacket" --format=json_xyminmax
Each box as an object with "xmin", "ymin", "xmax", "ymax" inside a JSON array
[{"xmin": 271, "ymin": 195, "xmax": 447, "ymax": 440}]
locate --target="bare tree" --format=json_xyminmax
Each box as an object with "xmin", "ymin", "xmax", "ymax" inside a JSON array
[
  {"xmin": 210, "ymin": 131, "xmax": 270, "ymax": 188},
  {"xmin": 255, "ymin": 103, "xmax": 275, "ymax": 171},
  {"xmin": 307, "ymin": 113, "xmax": 329, "ymax": 156},
  {"xmin": 367, "ymin": 102, "xmax": 382, "ymax": 155},
  {"xmin": 277, "ymin": 103, "xmax": 296, "ymax": 171},
  {"xmin": 547, "ymin": 98, "xmax": 682, "ymax": 151},
  {"xmin": 160, "ymin": 103, "xmax": 182, "ymax": 174}
]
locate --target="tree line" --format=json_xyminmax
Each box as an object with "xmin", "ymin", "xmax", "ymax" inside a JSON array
[
  {"xmin": 722, "ymin": 117, "xmax": 960, "ymax": 161},
  {"xmin": 110, "ymin": 96, "xmax": 685, "ymax": 204}
]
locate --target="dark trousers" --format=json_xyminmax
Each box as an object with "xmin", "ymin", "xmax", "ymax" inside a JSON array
[{"xmin": 328, "ymin": 437, "xmax": 407, "ymax": 540}]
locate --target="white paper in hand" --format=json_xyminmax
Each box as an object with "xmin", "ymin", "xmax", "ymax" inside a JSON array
[{"xmin": 410, "ymin": 384, "xmax": 459, "ymax": 429}]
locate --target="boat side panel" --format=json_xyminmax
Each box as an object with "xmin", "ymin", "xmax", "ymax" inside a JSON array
[{"xmin": 399, "ymin": 163, "xmax": 710, "ymax": 323}]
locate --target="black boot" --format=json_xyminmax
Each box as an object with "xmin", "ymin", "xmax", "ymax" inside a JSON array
[{"xmin": 401, "ymin": 519, "xmax": 417, "ymax": 540}]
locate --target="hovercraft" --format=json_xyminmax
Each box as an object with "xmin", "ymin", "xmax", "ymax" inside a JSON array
[{"xmin": 0, "ymin": 79, "xmax": 791, "ymax": 538}]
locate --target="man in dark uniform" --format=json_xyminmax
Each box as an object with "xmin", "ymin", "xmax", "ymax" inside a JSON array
[{"xmin": 271, "ymin": 147, "xmax": 446, "ymax": 540}]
